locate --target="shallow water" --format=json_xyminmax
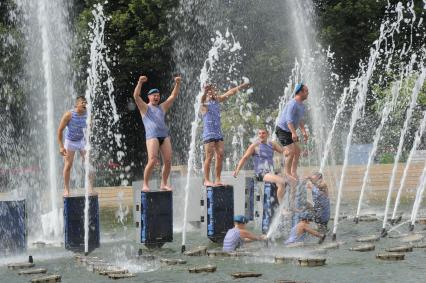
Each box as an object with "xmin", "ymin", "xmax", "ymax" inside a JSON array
[{"xmin": 1, "ymin": 204, "xmax": 426, "ymax": 283}]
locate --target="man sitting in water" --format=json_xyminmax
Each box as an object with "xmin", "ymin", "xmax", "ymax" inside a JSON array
[
  {"xmin": 133, "ymin": 75, "xmax": 182, "ymax": 191},
  {"xmin": 201, "ymin": 81, "xmax": 250, "ymax": 187},
  {"xmin": 284, "ymin": 212, "xmax": 326, "ymax": 245},
  {"xmin": 233, "ymin": 128, "xmax": 289, "ymax": 203},
  {"xmin": 223, "ymin": 215, "xmax": 266, "ymax": 252},
  {"xmin": 57, "ymin": 96, "xmax": 91, "ymax": 197}
]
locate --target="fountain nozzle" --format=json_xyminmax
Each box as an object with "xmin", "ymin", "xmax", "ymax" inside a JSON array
[
  {"xmin": 28, "ymin": 255, "xmax": 33, "ymax": 263},
  {"xmin": 380, "ymin": 228, "xmax": 387, "ymax": 237},
  {"xmin": 409, "ymin": 223, "xmax": 414, "ymax": 231},
  {"xmin": 181, "ymin": 245, "xmax": 186, "ymax": 253},
  {"xmin": 332, "ymin": 233, "xmax": 336, "ymax": 241},
  {"xmin": 354, "ymin": 217, "xmax": 359, "ymax": 224}
]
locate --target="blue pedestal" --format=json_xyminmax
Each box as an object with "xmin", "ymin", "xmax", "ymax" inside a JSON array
[
  {"xmin": 0, "ymin": 199, "xmax": 26, "ymax": 255},
  {"xmin": 262, "ymin": 183, "xmax": 279, "ymax": 234},
  {"xmin": 64, "ymin": 195, "xmax": 100, "ymax": 253},
  {"xmin": 245, "ymin": 177, "xmax": 255, "ymax": 221},
  {"xmin": 207, "ymin": 185, "xmax": 234, "ymax": 243},
  {"xmin": 141, "ymin": 191, "xmax": 173, "ymax": 248}
]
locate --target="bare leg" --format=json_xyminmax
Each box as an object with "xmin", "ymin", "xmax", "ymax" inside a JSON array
[
  {"xmin": 214, "ymin": 141, "xmax": 225, "ymax": 186},
  {"xmin": 203, "ymin": 142, "xmax": 215, "ymax": 186},
  {"xmin": 263, "ymin": 173, "xmax": 286, "ymax": 203},
  {"xmin": 143, "ymin": 138, "xmax": 160, "ymax": 191},
  {"xmin": 159, "ymin": 137, "xmax": 173, "ymax": 190},
  {"xmin": 291, "ymin": 143, "xmax": 301, "ymax": 179},
  {"xmin": 63, "ymin": 150, "xmax": 76, "ymax": 196},
  {"xmin": 284, "ymin": 144, "xmax": 297, "ymax": 182}
]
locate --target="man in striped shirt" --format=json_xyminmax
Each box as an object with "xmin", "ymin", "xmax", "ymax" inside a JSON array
[{"xmin": 223, "ymin": 215, "xmax": 266, "ymax": 252}]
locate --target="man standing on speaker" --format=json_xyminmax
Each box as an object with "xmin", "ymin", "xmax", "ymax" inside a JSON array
[
  {"xmin": 58, "ymin": 96, "xmax": 90, "ymax": 197},
  {"xmin": 275, "ymin": 83, "xmax": 309, "ymax": 180},
  {"xmin": 201, "ymin": 81, "xmax": 250, "ymax": 187},
  {"xmin": 133, "ymin": 75, "xmax": 182, "ymax": 192}
]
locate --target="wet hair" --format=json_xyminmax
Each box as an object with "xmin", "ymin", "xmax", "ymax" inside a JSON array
[
  {"xmin": 308, "ymin": 172, "xmax": 323, "ymax": 185},
  {"xmin": 258, "ymin": 128, "xmax": 269, "ymax": 134},
  {"xmin": 76, "ymin": 95, "xmax": 87, "ymax": 102}
]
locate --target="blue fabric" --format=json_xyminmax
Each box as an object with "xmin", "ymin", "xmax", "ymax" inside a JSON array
[
  {"xmin": 252, "ymin": 142, "xmax": 274, "ymax": 175},
  {"xmin": 148, "ymin": 88, "xmax": 160, "ymax": 95},
  {"xmin": 223, "ymin": 227, "xmax": 243, "ymax": 252},
  {"xmin": 312, "ymin": 187, "xmax": 330, "ymax": 224},
  {"xmin": 65, "ymin": 110, "xmax": 87, "ymax": 142},
  {"xmin": 234, "ymin": 215, "xmax": 247, "ymax": 224},
  {"xmin": 202, "ymin": 100, "xmax": 223, "ymax": 141},
  {"xmin": 142, "ymin": 105, "xmax": 169, "ymax": 139},
  {"xmin": 295, "ymin": 83, "xmax": 304, "ymax": 94},
  {"xmin": 285, "ymin": 225, "xmax": 306, "ymax": 245},
  {"xmin": 277, "ymin": 98, "xmax": 305, "ymax": 132}
]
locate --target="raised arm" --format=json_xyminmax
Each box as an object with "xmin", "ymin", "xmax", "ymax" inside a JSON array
[
  {"xmin": 217, "ymin": 82, "xmax": 250, "ymax": 102},
  {"xmin": 200, "ymin": 89, "xmax": 208, "ymax": 114},
  {"xmin": 161, "ymin": 76, "xmax": 182, "ymax": 112},
  {"xmin": 133, "ymin": 76, "xmax": 149, "ymax": 116},
  {"xmin": 57, "ymin": 111, "xmax": 72, "ymax": 156},
  {"xmin": 233, "ymin": 143, "xmax": 256, "ymax": 177}
]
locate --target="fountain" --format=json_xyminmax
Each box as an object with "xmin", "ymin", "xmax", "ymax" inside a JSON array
[
  {"xmin": 13, "ymin": 0, "xmax": 74, "ymax": 243},
  {"xmin": 390, "ymin": 66, "xmax": 426, "ymax": 224},
  {"xmin": 178, "ymin": 30, "xmax": 244, "ymax": 252},
  {"xmin": 355, "ymin": 80, "xmax": 401, "ymax": 223},
  {"xmin": 2, "ymin": 0, "xmax": 426, "ymax": 282}
]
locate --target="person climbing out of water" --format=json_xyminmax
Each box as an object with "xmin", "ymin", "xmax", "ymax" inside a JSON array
[
  {"xmin": 290, "ymin": 172, "xmax": 322, "ymax": 227},
  {"xmin": 223, "ymin": 215, "xmax": 266, "ymax": 252},
  {"xmin": 306, "ymin": 174, "xmax": 330, "ymax": 234},
  {"xmin": 133, "ymin": 75, "xmax": 182, "ymax": 192},
  {"xmin": 201, "ymin": 81, "xmax": 250, "ymax": 187},
  {"xmin": 58, "ymin": 96, "xmax": 92, "ymax": 197},
  {"xmin": 275, "ymin": 83, "xmax": 309, "ymax": 181},
  {"xmin": 284, "ymin": 212, "xmax": 326, "ymax": 245},
  {"xmin": 233, "ymin": 128, "xmax": 291, "ymax": 203}
]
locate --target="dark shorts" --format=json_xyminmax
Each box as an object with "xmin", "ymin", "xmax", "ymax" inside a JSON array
[
  {"xmin": 275, "ymin": 126, "xmax": 294, "ymax": 146},
  {"xmin": 255, "ymin": 171, "xmax": 271, "ymax": 182},
  {"xmin": 203, "ymin": 137, "xmax": 224, "ymax": 144},
  {"xmin": 157, "ymin": 137, "xmax": 167, "ymax": 146}
]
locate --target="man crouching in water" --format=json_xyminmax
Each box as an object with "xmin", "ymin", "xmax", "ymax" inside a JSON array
[
  {"xmin": 223, "ymin": 215, "xmax": 266, "ymax": 252},
  {"xmin": 284, "ymin": 212, "xmax": 326, "ymax": 245}
]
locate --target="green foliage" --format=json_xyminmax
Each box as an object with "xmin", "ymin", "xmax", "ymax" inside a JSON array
[
  {"xmin": 317, "ymin": 0, "xmax": 388, "ymax": 80},
  {"xmin": 377, "ymin": 152, "xmax": 394, "ymax": 164}
]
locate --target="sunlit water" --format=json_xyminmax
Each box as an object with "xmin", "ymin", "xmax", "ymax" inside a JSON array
[{"xmin": 1, "ymin": 203, "xmax": 426, "ymax": 283}]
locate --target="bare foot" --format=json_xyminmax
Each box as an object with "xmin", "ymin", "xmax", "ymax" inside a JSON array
[
  {"xmin": 142, "ymin": 185, "xmax": 150, "ymax": 192},
  {"xmin": 160, "ymin": 185, "xmax": 173, "ymax": 191},
  {"xmin": 213, "ymin": 181, "xmax": 226, "ymax": 187},
  {"xmin": 204, "ymin": 181, "xmax": 215, "ymax": 187}
]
